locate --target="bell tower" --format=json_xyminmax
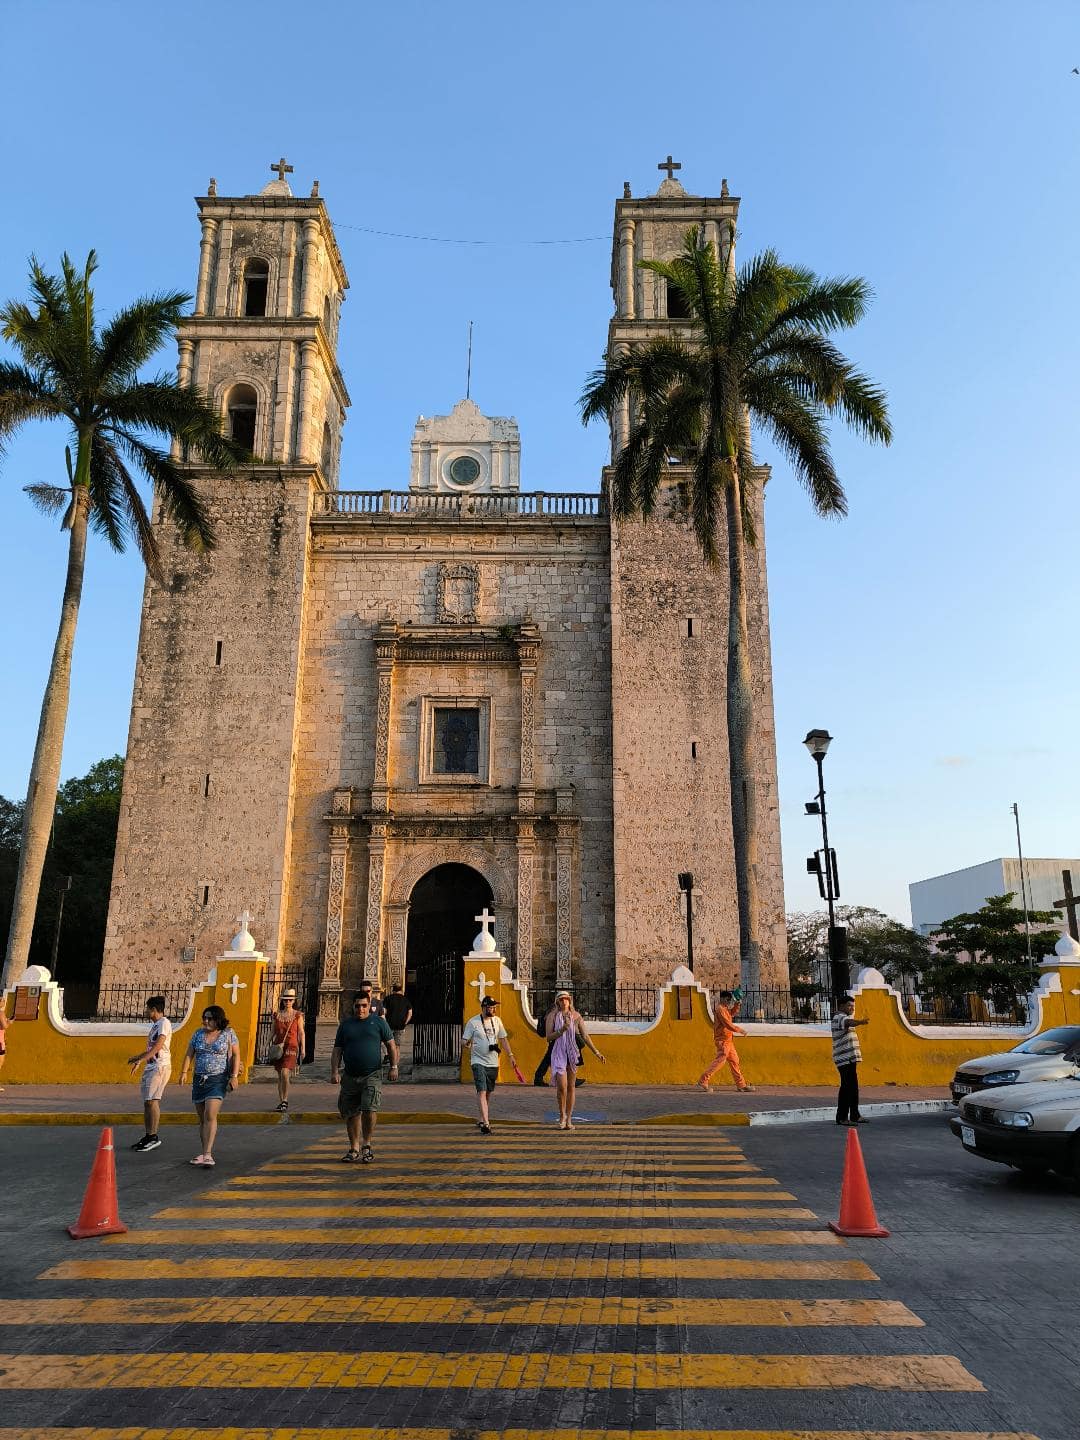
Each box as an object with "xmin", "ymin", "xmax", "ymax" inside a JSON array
[
  {"xmin": 607, "ymin": 163, "xmax": 738, "ymax": 455},
  {"xmin": 178, "ymin": 159, "xmax": 349, "ymax": 478},
  {"xmin": 101, "ymin": 162, "xmax": 351, "ymax": 984},
  {"xmin": 605, "ymin": 163, "xmax": 787, "ymax": 990}
]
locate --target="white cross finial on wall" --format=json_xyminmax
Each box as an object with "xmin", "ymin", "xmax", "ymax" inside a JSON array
[
  {"xmin": 229, "ymin": 911, "xmax": 256, "ymax": 954},
  {"xmin": 223, "ymin": 973, "xmax": 247, "ymax": 1004},
  {"xmin": 471, "ymin": 907, "xmax": 497, "ymax": 955},
  {"xmin": 237, "ymin": 909, "xmax": 252, "ymax": 933}
]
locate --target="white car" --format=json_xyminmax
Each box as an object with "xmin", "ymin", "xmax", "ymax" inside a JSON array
[
  {"xmin": 949, "ymin": 1025, "xmax": 1080, "ymax": 1103},
  {"xmin": 950, "ymin": 1078, "xmax": 1080, "ymax": 1179}
]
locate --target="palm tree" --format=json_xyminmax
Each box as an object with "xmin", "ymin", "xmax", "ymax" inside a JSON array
[
  {"xmin": 581, "ymin": 230, "xmax": 891, "ymax": 992},
  {"xmin": 0, "ymin": 251, "xmax": 249, "ymax": 988}
]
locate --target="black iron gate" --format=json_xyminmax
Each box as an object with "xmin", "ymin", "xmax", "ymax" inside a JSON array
[
  {"xmin": 254, "ymin": 965, "xmax": 318, "ymax": 1065},
  {"xmin": 409, "ymin": 950, "xmax": 462, "ymax": 1065}
]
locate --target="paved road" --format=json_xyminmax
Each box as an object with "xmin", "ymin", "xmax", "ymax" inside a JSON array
[{"xmin": 0, "ymin": 1112, "xmax": 1073, "ymax": 1438}]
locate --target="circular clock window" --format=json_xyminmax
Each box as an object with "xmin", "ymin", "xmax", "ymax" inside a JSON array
[{"xmin": 447, "ymin": 454, "xmax": 481, "ymax": 487}]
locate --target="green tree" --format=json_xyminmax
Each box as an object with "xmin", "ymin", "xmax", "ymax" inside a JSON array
[
  {"xmin": 0, "ymin": 756, "xmax": 124, "ymax": 985},
  {"xmin": 787, "ymin": 905, "xmax": 929, "ymax": 997},
  {"xmin": 582, "ymin": 232, "xmax": 891, "ymax": 988},
  {"xmin": 925, "ymin": 893, "xmax": 1060, "ymax": 1017},
  {"xmin": 0, "ymin": 252, "xmax": 250, "ymax": 987}
]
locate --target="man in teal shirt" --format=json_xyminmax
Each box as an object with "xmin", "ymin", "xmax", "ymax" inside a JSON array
[{"xmin": 331, "ymin": 992, "xmax": 398, "ymax": 1162}]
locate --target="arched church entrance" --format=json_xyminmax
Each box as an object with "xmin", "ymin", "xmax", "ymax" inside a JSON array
[{"xmin": 406, "ymin": 863, "xmax": 493, "ymax": 1066}]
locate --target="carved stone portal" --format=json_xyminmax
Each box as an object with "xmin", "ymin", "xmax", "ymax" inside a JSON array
[{"xmin": 436, "ymin": 561, "xmax": 480, "ymax": 624}]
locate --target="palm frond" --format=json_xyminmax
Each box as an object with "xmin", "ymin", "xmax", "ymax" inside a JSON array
[
  {"xmin": 86, "ymin": 436, "xmax": 131, "ymax": 553},
  {"xmin": 96, "ymin": 292, "xmax": 191, "ymax": 386},
  {"xmin": 102, "ymin": 380, "xmax": 253, "ymax": 467},
  {"xmin": 108, "ymin": 428, "xmax": 217, "ymax": 552},
  {"xmin": 22, "ymin": 482, "xmax": 71, "ymax": 519},
  {"xmin": 93, "ymin": 434, "xmax": 167, "ymax": 580}
]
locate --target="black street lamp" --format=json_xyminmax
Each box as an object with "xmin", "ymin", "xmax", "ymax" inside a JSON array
[{"xmin": 803, "ymin": 729, "xmax": 849, "ymax": 1001}]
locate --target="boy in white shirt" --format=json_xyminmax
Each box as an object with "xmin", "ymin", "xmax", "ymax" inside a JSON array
[
  {"xmin": 461, "ymin": 995, "xmax": 518, "ymax": 1134},
  {"xmin": 129, "ymin": 996, "xmax": 173, "ymax": 1151}
]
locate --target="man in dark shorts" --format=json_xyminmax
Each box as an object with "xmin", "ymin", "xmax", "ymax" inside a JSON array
[{"xmin": 331, "ymin": 992, "xmax": 398, "ymax": 1162}]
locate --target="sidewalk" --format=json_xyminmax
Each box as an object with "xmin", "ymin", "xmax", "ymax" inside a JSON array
[{"xmin": 0, "ymin": 1079, "xmax": 951, "ymax": 1125}]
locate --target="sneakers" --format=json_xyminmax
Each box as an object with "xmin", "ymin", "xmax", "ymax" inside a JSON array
[{"xmin": 131, "ymin": 1135, "xmax": 162, "ymax": 1152}]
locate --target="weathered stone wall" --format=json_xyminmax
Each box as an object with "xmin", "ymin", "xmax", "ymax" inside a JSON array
[
  {"xmin": 100, "ymin": 469, "xmax": 317, "ymax": 984},
  {"xmin": 608, "ymin": 472, "xmax": 787, "ymax": 990},
  {"xmin": 281, "ymin": 515, "xmax": 616, "ymax": 993}
]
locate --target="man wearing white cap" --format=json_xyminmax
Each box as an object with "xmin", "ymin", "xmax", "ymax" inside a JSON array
[{"xmin": 462, "ymin": 994, "xmax": 518, "ymax": 1134}]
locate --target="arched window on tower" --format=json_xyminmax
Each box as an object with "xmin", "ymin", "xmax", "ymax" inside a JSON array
[
  {"xmin": 242, "ymin": 259, "xmax": 270, "ymax": 317},
  {"xmin": 666, "ymin": 279, "xmax": 691, "ymax": 319},
  {"xmin": 226, "ymin": 384, "xmax": 258, "ymax": 452},
  {"xmin": 321, "ymin": 420, "xmax": 333, "ymax": 478}
]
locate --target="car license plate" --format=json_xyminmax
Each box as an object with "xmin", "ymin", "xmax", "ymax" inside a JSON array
[
  {"xmin": 960, "ymin": 1124, "xmax": 975, "ymax": 1146},
  {"xmin": 953, "ymin": 1084, "xmax": 972, "ymax": 1096}
]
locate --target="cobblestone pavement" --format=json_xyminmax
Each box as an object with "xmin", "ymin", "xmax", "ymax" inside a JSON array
[{"xmin": 0, "ymin": 1122, "xmax": 1042, "ymax": 1439}]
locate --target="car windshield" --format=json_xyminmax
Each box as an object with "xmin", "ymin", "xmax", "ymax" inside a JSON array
[{"xmin": 1012, "ymin": 1026, "xmax": 1080, "ymax": 1057}]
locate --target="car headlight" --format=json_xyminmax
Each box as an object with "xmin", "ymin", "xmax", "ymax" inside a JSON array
[
  {"xmin": 980, "ymin": 1070, "xmax": 1021, "ymax": 1085},
  {"xmin": 996, "ymin": 1111, "xmax": 1034, "ymax": 1128}
]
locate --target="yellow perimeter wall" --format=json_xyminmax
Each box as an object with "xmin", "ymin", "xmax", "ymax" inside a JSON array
[
  {"xmin": 462, "ymin": 957, "xmax": 1080, "ymax": 1088},
  {"xmin": 0, "ymin": 959, "xmax": 266, "ymax": 1086}
]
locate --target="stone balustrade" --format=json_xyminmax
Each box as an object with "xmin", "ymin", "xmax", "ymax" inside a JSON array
[{"xmin": 316, "ymin": 489, "xmax": 607, "ymax": 519}]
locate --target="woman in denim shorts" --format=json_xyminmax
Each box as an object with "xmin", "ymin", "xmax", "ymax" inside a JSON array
[{"xmin": 179, "ymin": 1004, "xmax": 239, "ymax": 1167}]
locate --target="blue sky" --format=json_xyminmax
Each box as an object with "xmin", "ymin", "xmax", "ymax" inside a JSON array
[{"xmin": 2, "ymin": 0, "xmax": 1078, "ymax": 925}]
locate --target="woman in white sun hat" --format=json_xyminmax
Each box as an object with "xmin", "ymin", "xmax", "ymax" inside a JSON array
[
  {"xmin": 269, "ymin": 988, "xmax": 305, "ymax": 1113},
  {"xmin": 546, "ymin": 990, "xmax": 605, "ymax": 1131}
]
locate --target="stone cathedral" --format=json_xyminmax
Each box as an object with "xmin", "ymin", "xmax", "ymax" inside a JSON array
[{"xmin": 101, "ymin": 161, "xmax": 787, "ymax": 1025}]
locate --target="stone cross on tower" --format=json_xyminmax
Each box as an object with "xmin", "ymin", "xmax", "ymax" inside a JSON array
[
  {"xmin": 657, "ymin": 154, "xmax": 682, "ymax": 181},
  {"xmin": 270, "ymin": 156, "xmax": 293, "ymax": 183}
]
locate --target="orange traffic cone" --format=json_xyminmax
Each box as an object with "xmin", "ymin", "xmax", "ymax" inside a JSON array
[
  {"xmin": 828, "ymin": 1127, "xmax": 889, "ymax": 1238},
  {"xmin": 67, "ymin": 1127, "xmax": 128, "ymax": 1239}
]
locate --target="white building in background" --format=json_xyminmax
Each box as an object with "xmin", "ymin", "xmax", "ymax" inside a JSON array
[{"xmin": 909, "ymin": 858, "xmax": 1080, "ymax": 936}]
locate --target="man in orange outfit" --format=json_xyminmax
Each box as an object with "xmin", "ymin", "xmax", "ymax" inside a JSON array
[{"xmin": 698, "ymin": 989, "xmax": 754, "ymax": 1092}]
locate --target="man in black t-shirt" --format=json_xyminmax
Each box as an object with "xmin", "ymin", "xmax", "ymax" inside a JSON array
[{"xmin": 383, "ymin": 983, "xmax": 412, "ymax": 1049}]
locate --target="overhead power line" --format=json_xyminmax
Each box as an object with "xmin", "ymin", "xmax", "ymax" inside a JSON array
[{"xmin": 334, "ymin": 222, "xmax": 608, "ymax": 246}]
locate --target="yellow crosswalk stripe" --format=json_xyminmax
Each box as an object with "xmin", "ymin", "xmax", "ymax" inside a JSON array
[
  {"xmin": 41, "ymin": 1256, "xmax": 880, "ymax": 1281},
  {"xmin": 200, "ymin": 1186, "xmax": 800, "ymax": 1202},
  {"xmin": 0, "ymin": 1296, "xmax": 921, "ymax": 1327},
  {"xmin": 0, "ymin": 1430, "xmax": 1041, "ymax": 1439},
  {"xmin": 105, "ymin": 1224, "xmax": 843, "ymax": 1246},
  {"xmin": 0, "ymin": 1350, "xmax": 983, "ymax": 1391},
  {"xmin": 257, "ymin": 1161, "xmax": 764, "ymax": 1174},
  {"xmin": 154, "ymin": 1202, "xmax": 817, "ymax": 1220},
  {"xmin": 231, "ymin": 1175, "xmax": 781, "ymax": 1190}
]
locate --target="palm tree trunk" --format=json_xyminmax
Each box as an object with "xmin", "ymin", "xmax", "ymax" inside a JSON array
[
  {"xmin": 2, "ymin": 473, "xmax": 90, "ymax": 989},
  {"xmin": 723, "ymin": 461, "xmax": 761, "ymax": 994}
]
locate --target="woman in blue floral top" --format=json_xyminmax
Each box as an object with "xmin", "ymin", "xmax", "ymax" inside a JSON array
[{"xmin": 179, "ymin": 1004, "xmax": 239, "ymax": 1167}]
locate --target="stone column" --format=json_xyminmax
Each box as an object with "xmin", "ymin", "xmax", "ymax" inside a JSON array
[
  {"xmin": 319, "ymin": 789, "xmax": 351, "ymax": 1033},
  {"xmin": 386, "ymin": 904, "xmax": 409, "ymax": 989},
  {"xmin": 371, "ymin": 617, "xmax": 397, "ymax": 814},
  {"xmin": 195, "ymin": 218, "xmax": 218, "ymax": 315},
  {"xmin": 555, "ymin": 785, "xmax": 576, "ymax": 987},
  {"xmin": 300, "ymin": 218, "xmax": 320, "ymax": 316},
  {"xmin": 618, "ymin": 218, "xmax": 636, "ymax": 319},
  {"xmin": 278, "ymin": 222, "xmax": 298, "ymax": 317},
  {"xmin": 212, "ymin": 219, "xmax": 233, "ymax": 316},
  {"xmin": 295, "ymin": 339, "xmax": 318, "ymax": 464},
  {"xmin": 515, "ymin": 617, "xmax": 541, "ymax": 986},
  {"xmin": 363, "ymin": 825, "xmax": 387, "ymax": 982},
  {"xmin": 172, "ymin": 340, "xmax": 195, "ymax": 459}
]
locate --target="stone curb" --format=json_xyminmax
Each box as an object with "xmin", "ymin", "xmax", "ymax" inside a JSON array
[
  {"xmin": 746, "ymin": 1099, "xmax": 954, "ymax": 1126},
  {"xmin": 0, "ymin": 1104, "xmax": 952, "ymax": 1128}
]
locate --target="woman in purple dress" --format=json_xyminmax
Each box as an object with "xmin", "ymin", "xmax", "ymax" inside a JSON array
[{"xmin": 545, "ymin": 990, "xmax": 605, "ymax": 1131}]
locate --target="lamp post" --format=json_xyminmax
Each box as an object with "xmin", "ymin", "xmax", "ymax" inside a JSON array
[
  {"xmin": 677, "ymin": 872, "xmax": 694, "ymax": 973},
  {"xmin": 50, "ymin": 874, "xmax": 73, "ymax": 975},
  {"xmin": 803, "ymin": 730, "xmax": 848, "ymax": 1000}
]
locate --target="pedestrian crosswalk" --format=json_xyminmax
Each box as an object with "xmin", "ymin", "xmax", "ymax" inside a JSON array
[{"xmin": 0, "ymin": 1122, "xmax": 1040, "ymax": 1440}]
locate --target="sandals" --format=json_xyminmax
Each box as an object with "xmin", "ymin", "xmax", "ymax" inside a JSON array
[
  {"xmin": 340, "ymin": 1149, "xmax": 360, "ymax": 1163},
  {"xmin": 360, "ymin": 1144, "xmax": 374, "ymax": 1164},
  {"xmin": 189, "ymin": 1154, "xmax": 215, "ymax": 1167}
]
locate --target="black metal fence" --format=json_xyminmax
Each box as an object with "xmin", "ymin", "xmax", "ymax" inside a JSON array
[
  {"xmin": 740, "ymin": 987, "xmax": 835, "ymax": 1024},
  {"xmin": 527, "ymin": 984, "xmax": 660, "ymax": 1023},
  {"xmin": 60, "ymin": 983, "xmax": 193, "ymax": 1023}
]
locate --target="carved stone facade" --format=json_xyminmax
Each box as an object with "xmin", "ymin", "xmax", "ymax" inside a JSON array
[{"xmin": 100, "ymin": 166, "xmax": 788, "ymax": 1012}]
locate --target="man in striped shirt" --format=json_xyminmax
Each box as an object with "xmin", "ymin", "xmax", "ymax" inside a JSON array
[{"xmin": 831, "ymin": 995, "xmax": 869, "ymax": 1125}]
